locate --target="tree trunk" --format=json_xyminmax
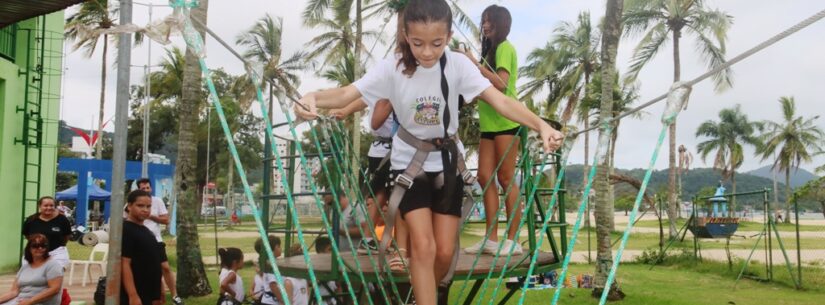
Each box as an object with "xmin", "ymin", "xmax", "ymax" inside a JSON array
[
  {"xmin": 560, "ymin": 93, "xmax": 580, "ymax": 126},
  {"xmin": 784, "ymin": 169, "xmax": 791, "ymax": 223},
  {"xmin": 731, "ymin": 171, "xmax": 737, "ymax": 217},
  {"xmin": 607, "ymin": 124, "xmax": 617, "ymax": 231},
  {"xmin": 772, "ymin": 163, "xmax": 779, "ymax": 211},
  {"xmin": 666, "ymin": 31, "xmax": 682, "ymax": 239},
  {"xmin": 175, "ymin": 0, "xmax": 212, "ymax": 297},
  {"xmin": 96, "ymin": 35, "xmax": 108, "ymax": 159},
  {"xmin": 227, "ymin": 157, "xmax": 234, "ymax": 207},
  {"xmin": 583, "ymin": 112, "xmax": 590, "ymax": 228},
  {"xmin": 593, "ymin": 0, "xmax": 623, "ymax": 299}
]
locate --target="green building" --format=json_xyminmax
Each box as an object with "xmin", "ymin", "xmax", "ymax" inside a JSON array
[{"xmin": 0, "ymin": 11, "xmax": 66, "ymax": 271}]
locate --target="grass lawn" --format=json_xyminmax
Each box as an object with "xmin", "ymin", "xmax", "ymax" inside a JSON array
[
  {"xmin": 58, "ymin": 217, "xmax": 824, "ymax": 305},
  {"xmin": 173, "ymin": 261, "xmax": 825, "ymax": 305}
]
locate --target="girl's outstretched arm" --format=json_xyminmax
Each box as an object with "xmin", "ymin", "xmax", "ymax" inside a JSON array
[
  {"xmin": 478, "ymin": 87, "xmax": 564, "ymax": 152},
  {"xmin": 295, "ymin": 85, "xmax": 362, "ymax": 120}
]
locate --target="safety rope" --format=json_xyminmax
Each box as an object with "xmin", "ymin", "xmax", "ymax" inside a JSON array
[
  {"xmin": 515, "ymin": 135, "xmax": 576, "ymax": 305},
  {"xmin": 171, "ymin": 2, "xmax": 299, "ymax": 304},
  {"xmin": 549, "ymin": 124, "xmax": 612, "ymax": 305},
  {"xmin": 311, "ymin": 117, "xmax": 401, "ymax": 305},
  {"xmin": 181, "ymin": 3, "xmax": 363, "ymax": 303}
]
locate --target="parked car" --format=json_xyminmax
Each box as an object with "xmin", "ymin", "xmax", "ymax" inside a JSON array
[{"xmin": 201, "ymin": 206, "xmax": 228, "ymax": 218}]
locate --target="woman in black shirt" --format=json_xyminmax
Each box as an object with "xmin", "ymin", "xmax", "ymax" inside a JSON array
[{"xmin": 21, "ymin": 196, "xmax": 72, "ymax": 268}]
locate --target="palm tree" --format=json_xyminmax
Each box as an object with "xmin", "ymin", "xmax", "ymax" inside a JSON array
[
  {"xmin": 554, "ymin": 11, "xmax": 599, "ymax": 126},
  {"xmin": 695, "ymin": 105, "xmax": 762, "ymax": 214},
  {"xmin": 623, "ymin": 0, "xmax": 733, "ymax": 238},
  {"xmin": 148, "ymin": 47, "xmax": 185, "ymax": 101},
  {"xmin": 593, "ymin": 0, "xmax": 624, "ymax": 298},
  {"xmin": 581, "ymin": 71, "xmax": 643, "ymax": 231},
  {"xmin": 519, "ymin": 43, "xmax": 570, "ymax": 119},
  {"xmin": 65, "ymin": 0, "xmax": 116, "ymax": 159},
  {"xmin": 236, "ymin": 14, "xmax": 306, "ymax": 104},
  {"xmin": 757, "ymin": 97, "xmax": 825, "ymax": 223},
  {"xmin": 175, "ymin": 0, "xmax": 212, "ymax": 296}
]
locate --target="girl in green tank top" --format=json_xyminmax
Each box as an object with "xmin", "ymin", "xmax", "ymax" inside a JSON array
[{"xmin": 460, "ymin": 5, "xmax": 525, "ymax": 255}]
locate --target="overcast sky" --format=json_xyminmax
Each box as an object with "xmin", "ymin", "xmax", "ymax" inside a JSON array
[{"xmin": 60, "ymin": 0, "xmax": 825, "ymax": 173}]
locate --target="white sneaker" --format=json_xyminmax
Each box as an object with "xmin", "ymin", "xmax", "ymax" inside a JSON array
[
  {"xmin": 464, "ymin": 239, "xmax": 499, "ymax": 254},
  {"xmin": 501, "ymin": 239, "xmax": 523, "ymax": 255}
]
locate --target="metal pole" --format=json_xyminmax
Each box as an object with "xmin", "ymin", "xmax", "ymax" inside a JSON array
[
  {"xmin": 141, "ymin": 4, "xmax": 153, "ymax": 177},
  {"xmin": 105, "ymin": 1, "xmax": 131, "ymax": 304},
  {"xmin": 205, "ymin": 106, "xmax": 215, "ymax": 265},
  {"xmin": 793, "ymin": 193, "xmax": 802, "ymax": 287},
  {"xmin": 765, "ymin": 189, "xmax": 773, "ymax": 281}
]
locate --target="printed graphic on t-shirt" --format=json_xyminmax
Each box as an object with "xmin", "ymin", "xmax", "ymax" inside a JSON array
[{"xmin": 413, "ymin": 95, "xmax": 442, "ymax": 125}]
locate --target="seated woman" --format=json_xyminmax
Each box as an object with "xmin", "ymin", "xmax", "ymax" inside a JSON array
[{"xmin": 0, "ymin": 234, "xmax": 64, "ymax": 305}]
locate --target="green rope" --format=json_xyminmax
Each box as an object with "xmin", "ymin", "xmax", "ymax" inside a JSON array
[
  {"xmin": 515, "ymin": 145, "xmax": 571, "ymax": 305},
  {"xmin": 454, "ymin": 127, "xmax": 526, "ymax": 301},
  {"xmin": 311, "ymin": 118, "xmax": 400, "ymax": 305},
  {"xmin": 471, "ymin": 144, "xmax": 533, "ymax": 305},
  {"xmin": 482, "ymin": 151, "xmax": 544, "ymax": 305},
  {"xmin": 550, "ymin": 125, "xmax": 611, "ymax": 305},
  {"xmin": 598, "ymin": 123, "xmax": 668, "ymax": 305},
  {"xmin": 175, "ymin": 5, "xmax": 298, "ymax": 304},
  {"xmin": 269, "ymin": 101, "xmax": 366, "ymax": 304},
  {"xmin": 325, "ymin": 120, "xmax": 414, "ymax": 305}
]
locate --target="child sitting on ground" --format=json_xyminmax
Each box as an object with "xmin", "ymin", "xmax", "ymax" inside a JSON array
[
  {"xmin": 314, "ymin": 237, "xmax": 338, "ymax": 305},
  {"xmin": 218, "ymin": 247, "xmax": 244, "ymax": 305}
]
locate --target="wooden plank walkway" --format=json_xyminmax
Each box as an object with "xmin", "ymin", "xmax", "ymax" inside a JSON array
[{"xmin": 277, "ymin": 251, "xmax": 558, "ymax": 281}]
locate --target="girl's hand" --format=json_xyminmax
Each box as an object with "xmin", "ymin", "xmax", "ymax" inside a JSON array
[
  {"xmin": 459, "ymin": 47, "xmax": 478, "ymax": 64},
  {"xmin": 294, "ymin": 93, "xmax": 319, "ymax": 120},
  {"xmin": 329, "ymin": 109, "xmax": 347, "ymax": 120},
  {"xmin": 539, "ymin": 122, "xmax": 564, "ymax": 153}
]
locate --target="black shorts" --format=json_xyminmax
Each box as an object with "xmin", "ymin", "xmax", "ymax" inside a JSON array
[
  {"xmin": 391, "ymin": 171, "xmax": 463, "ymax": 218},
  {"xmin": 480, "ymin": 126, "xmax": 522, "ymax": 140},
  {"xmin": 158, "ymin": 242, "xmax": 168, "ymax": 263},
  {"xmin": 367, "ymin": 156, "xmax": 391, "ymax": 196}
]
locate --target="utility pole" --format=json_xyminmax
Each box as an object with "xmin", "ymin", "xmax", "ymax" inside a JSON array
[
  {"xmin": 105, "ymin": 0, "xmax": 132, "ymax": 304},
  {"xmin": 141, "ymin": 3, "xmax": 153, "ymax": 177}
]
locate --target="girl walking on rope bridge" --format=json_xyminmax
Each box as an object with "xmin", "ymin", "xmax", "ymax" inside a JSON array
[
  {"xmin": 460, "ymin": 4, "xmax": 525, "ymax": 256},
  {"xmin": 294, "ymin": 0, "xmax": 563, "ymax": 304}
]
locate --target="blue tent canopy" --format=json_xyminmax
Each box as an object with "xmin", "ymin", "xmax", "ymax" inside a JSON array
[{"xmin": 56, "ymin": 184, "xmax": 111, "ymax": 201}]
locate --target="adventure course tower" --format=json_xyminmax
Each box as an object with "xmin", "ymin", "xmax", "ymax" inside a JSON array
[{"xmin": 0, "ymin": 9, "xmax": 67, "ymax": 270}]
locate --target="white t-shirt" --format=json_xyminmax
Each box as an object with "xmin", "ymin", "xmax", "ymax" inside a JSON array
[
  {"xmin": 354, "ymin": 51, "xmax": 491, "ymax": 171},
  {"xmin": 318, "ymin": 281, "xmax": 337, "ymax": 305},
  {"xmin": 143, "ymin": 196, "xmax": 169, "ymax": 242},
  {"xmin": 260, "ymin": 273, "xmax": 278, "ymax": 305},
  {"xmin": 365, "ymin": 103, "xmax": 396, "ymax": 158},
  {"xmin": 287, "ymin": 277, "xmax": 309, "ymax": 305},
  {"xmin": 219, "ymin": 268, "xmax": 245, "ymax": 302}
]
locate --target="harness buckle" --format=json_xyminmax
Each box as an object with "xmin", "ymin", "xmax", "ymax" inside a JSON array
[
  {"xmin": 462, "ymin": 170, "xmax": 476, "ymax": 185},
  {"xmin": 395, "ymin": 173, "xmax": 415, "ymax": 190},
  {"xmin": 430, "ymin": 137, "xmax": 452, "ymax": 150}
]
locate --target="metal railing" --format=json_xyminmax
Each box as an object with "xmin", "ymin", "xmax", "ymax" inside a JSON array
[{"xmin": 0, "ymin": 24, "xmax": 17, "ymax": 62}]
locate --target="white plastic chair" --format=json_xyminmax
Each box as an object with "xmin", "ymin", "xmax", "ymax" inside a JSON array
[{"xmin": 69, "ymin": 243, "xmax": 108, "ymax": 286}]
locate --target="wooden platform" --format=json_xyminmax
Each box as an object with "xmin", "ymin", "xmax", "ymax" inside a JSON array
[{"xmin": 277, "ymin": 251, "xmax": 558, "ymax": 282}]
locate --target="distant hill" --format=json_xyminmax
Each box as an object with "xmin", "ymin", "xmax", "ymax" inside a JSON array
[
  {"xmin": 562, "ymin": 165, "xmax": 788, "ymax": 206},
  {"xmin": 746, "ymin": 165, "xmax": 818, "ymax": 188}
]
